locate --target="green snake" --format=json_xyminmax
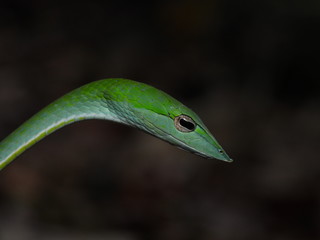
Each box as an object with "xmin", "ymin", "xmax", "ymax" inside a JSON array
[{"xmin": 0, "ymin": 78, "xmax": 232, "ymax": 170}]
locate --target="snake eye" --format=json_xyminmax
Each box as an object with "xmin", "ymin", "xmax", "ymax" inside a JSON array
[{"xmin": 174, "ymin": 115, "xmax": 196, "ymax": 132}]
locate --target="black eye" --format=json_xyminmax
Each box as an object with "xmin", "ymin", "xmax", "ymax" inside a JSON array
[
  {"xmin": 179, "ymin": 118, "xmax": 195, "ymax": 130},
  {"xmin": 174, "ymin": 115, "xmax": 196, "ymax": 132}
]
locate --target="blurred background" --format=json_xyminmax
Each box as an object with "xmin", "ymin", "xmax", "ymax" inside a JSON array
[{"xmin": 0, "ymin": 0, "xmax": 319, "ymax": 239}]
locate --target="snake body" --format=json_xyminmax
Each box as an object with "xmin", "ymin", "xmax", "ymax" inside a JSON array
[{"xmin": 0, "ymin": 78, "xmax": 232, "ymax": 170}]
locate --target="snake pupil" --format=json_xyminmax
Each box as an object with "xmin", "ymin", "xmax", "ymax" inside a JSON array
[{"xmin": 180, "ymin": 118, "xmax": 195, "ymax": 131}]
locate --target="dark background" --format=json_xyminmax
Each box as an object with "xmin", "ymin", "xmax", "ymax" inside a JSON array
[{"xmin": 0, "ymin": 1, "xmax": 319, "ymax": 239}]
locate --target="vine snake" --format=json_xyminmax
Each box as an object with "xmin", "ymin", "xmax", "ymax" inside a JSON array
[{"xmin": 0, "ymin": 78, "xmax": 232, "ymax": 170}]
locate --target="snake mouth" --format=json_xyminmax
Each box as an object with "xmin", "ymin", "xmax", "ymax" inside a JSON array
[
  {"xmin": 141, "ymin": 118, "xmax": 226, "ymax": 160},
  {"xmin": 153, "ymin": 123, "xmax": 233, "ymax": 162},
  {"xmin": 156, "ymin": 126, "xmax": 232, "ymax": 162}
]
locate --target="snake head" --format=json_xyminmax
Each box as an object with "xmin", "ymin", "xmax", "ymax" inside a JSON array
[
  {"xmin": 104, "ymin": 79, "xmax": 232, "ymax": 162},
  {"xmin": 133, "ymin": 107, "xmax": 232, "ymax": 162}
]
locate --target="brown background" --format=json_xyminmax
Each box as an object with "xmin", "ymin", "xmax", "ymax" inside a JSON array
[{"xmin": 0, "ymin": 1, "xmax": 319, "ymax": 239}]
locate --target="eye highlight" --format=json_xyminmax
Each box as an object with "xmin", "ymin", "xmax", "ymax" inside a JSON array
[{"xmin": 174, "ymin": 115, "xmax": 196, "ymax": 132}]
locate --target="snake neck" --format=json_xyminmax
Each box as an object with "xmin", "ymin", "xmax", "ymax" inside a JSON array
[{"xmin": 0, "ymin": 83, "xmax": 121, "ymax": 170}]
